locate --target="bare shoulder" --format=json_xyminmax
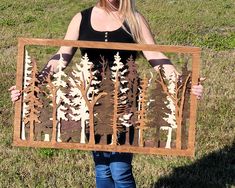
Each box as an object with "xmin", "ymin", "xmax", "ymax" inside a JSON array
[
  {"xmin": 63, "ymin": 12, "xmax": 82, "ymax": 40},
  {"xmin": 135, "ymin": 11, "xmax": 155, "ymax": 44},
  {"xmin": 70, "ymin": 12, "xmax": 82, "ymax": 25},
  {"xmin": 135, "ymin": 11, "xmax": 150, "ymax": 26}
]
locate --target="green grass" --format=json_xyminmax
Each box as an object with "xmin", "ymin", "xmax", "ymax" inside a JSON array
[{"xmin": 0, "ymin": 0, "xmax": 235, "ymax": 187}]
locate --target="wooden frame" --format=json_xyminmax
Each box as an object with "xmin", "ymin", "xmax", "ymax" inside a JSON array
[{"xmin": 13, "ymin": 38, "xmax": 201, "ymax": 157}]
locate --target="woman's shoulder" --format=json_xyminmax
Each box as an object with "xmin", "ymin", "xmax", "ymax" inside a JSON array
[
  {"xmin": 72, "ymin": 6, "xmax": 93, "ymax": 18},
  {"xmin": 80, "ymin": 6, "xmax": 93, "ymax": 14},
  {"xmin": 71, "ymin": 6, "xmax": 93, "ymax": 22},
  {"xmin": 76, "ymin": 6, "xmax": 93, "ymax": 18},
  {"xmin": 135, "ymin": 11, "xmax": 148, "ymax": 25},
  {"xmin": 135, "ymin": 11, "xmax": 152, "ymax": 32},
  {"xmin": 69, "ymin": 12, "xmax": 82, "ymax": 26}
]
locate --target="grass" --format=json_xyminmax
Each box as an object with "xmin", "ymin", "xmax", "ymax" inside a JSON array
[{"xmin": 0, "ymin": 0, "xmax": 234, "ymax": 187}]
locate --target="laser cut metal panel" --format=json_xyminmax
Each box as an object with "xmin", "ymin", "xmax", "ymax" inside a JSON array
[{"xmin": 13, "ymin": 38, "xmax": 201, "ymax": 157}]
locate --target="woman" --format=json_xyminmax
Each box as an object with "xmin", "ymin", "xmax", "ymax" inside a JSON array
[{"xmin": 10, "ymin": 0, "xmax": 203, "ymax": 187}]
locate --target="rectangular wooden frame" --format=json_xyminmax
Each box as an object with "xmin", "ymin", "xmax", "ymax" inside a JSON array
[{"xmin": 13, "ymin": 38, "xmax": 201, "ymax": 157}]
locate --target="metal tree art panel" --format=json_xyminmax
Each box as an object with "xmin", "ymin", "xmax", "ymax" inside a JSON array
[{"xmin": 13, "ymin": 38, "xmax": 201, "ymax": 157}]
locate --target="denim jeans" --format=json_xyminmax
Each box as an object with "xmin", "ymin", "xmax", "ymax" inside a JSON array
[{"xmin": 92, "ymin": 151, "xmax": 136, "ymax": 188}]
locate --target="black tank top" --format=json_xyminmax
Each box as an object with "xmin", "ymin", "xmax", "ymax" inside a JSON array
[
  {"xmin": 60, "ymin": 7, "xmax": 140, "ymax": 143},
  {"xmin": 78, "ymin": 7, "xmax": 137, "ymax": 67}
]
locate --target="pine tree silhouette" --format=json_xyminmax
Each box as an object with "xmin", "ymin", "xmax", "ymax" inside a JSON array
[
  {"xmin": 156, "ymin": 65, "xmax": 191, "ymax": 149},
  {"xmin": 125, "ymin": 55, "xmax": 139, "ymax": 145},
  {"xmin": 46, "ymin": 74, "xmax": 58, "ymax": 143},
  {"xmin": 69, "ymin": 54, "xmax": 92, "ymax": 143},
  {"xmin": 146, "ymin": 69, "xmax": 172, "ymax": 148},
  {"xmin": 23, "ymin": 59, "xmax": 43, "ymax": 142},
  {"xmin": 110, "ymin": 52, "xmax": 129, "ymax": 145},
  {"xmin": 22, "ymin": 50, "xmax": 32, "ymax": 140},
  {"xmin": 69, "ymin": 54, "xmax": 107, "ymax": 144},
  {"xmin": 136, "ymin": 75, "xmax": 149, "ymax": 147},
  {"xmin": 94, "ymin": 56, "xmax": 113, "ymax": 144},
  {"xmin": 52, "ymin": 54, "xmax": 70, "ymax": 142}
]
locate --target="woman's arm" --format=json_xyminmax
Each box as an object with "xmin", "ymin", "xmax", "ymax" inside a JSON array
[
  {"xmin": 10, "ymin": 13, "xmax": 82, "ymax": 102},
  {"xmin": 137, "ymin": 13, "xmax": 179, "ymax": 78},
  {"xmin": 47, "ymin": 12, "xmax": 82, "ymax": 73},
  {"xmin": 137, "ymin": 13, "xmax": 203, "ymax": 99}
]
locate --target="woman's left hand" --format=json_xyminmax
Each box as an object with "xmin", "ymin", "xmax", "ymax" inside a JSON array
[
  {"xmin": 192, "ymin": 84, "xmax": 203, "ymax": 100},
  {"xmin": 191, "ymin": 78, "xmax": 205, "ymax": 100}
]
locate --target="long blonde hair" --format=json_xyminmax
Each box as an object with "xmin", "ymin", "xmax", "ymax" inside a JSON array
[{"xmin": 99, "ymin": 0, "xmax": 145, "ymax": 43}]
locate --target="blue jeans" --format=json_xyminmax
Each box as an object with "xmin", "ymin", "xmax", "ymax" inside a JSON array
[{"xmin": 92, "ymin": 151, "xmax": 136, "ymax": 188}]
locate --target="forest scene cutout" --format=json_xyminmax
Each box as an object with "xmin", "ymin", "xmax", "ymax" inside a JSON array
[{"xmin": 13, "ymin": 38, "xmax": 200, "ymax": 157}]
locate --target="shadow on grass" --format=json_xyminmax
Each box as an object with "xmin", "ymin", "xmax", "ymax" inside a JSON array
[{"xmin": 153, "ymin": 141, "xmax": 235, "ymax": 188}]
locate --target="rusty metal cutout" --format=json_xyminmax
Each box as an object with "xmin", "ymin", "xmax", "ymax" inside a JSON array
[{"xmin": 13, "ymin": 38, "xmax": 200, "ymax": 157}]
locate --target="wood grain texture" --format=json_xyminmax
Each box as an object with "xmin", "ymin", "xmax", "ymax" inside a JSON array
[
  {"xmin": 13, "ymin": 41, "xmax": 25, "ymax": 143},
  {"xmin": 188, "ymin": 53, "xmax": 201, "ymax": 154},
  {"xmin": 13, "ymin": 140, "xmax": 194, "ymax": 157},
  {"xmin": 18, "ymin": 38, "xmax": 201, "ymax": 53}
]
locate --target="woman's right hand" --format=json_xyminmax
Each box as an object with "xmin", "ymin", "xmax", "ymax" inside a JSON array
[{"xmin": 9, "ymin": 86, "xmax": 21, "ymax": 102}]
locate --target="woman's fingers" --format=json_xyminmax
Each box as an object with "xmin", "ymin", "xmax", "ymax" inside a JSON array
[
  {"xmin": 192, "ymin": 77, "xmax": 206, "ymax": 100},
  {"xmin": 192, "ymin": 84, "xmax": 203, "ymax": 100},
  {"xmin": 198, "ymin": 77, "xmax": 206, "ymax": 84},
  {"xmin": 11, "ymin": 92, "xmax": 21, "ymax": 102},
  {"xmin": 8, "ymin": 85, "xmax": 16, "ymax": 91},
  {"xmin": 9, "ymin": 85, "xmax": 21, "ymax": 102},
  {"xmin": 11, "ymin": 95, "xmax": 20, "ymax": 102}
]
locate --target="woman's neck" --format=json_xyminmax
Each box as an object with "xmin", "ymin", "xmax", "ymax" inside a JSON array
[
  {"xmin": 97, "ymin": 1, "xmax": 119, "ymax": 12},
  {"xmin": 93, "ymin": 4, "xmax": 125, "ymax": 32}
]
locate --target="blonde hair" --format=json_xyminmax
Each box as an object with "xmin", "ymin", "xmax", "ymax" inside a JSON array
[{"xmin": 99, "ymin": 0, "xmax": 145, "ymax": 43}]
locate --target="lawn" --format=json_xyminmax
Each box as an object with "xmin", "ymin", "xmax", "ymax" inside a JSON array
[{"xmin": 0, "ymin": 0, "xmax": 234, "ymax": 187}]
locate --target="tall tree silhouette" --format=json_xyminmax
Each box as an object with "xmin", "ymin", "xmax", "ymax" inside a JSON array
[
  {"xmin": 69, "ymin": 54, "xmax": 103, "ymax": 144},
  {"xmin": 46, "ymin": 74, "xmax": 58, "ymax": 143},
  {"xmin": 23, "ymin": 59, "xmax": 43, "ymax": 142},
  {"xmin": 94, "ymin": 56, "xmax": 113, "ymax": 144},
  {"xmin": 156, "ymin": 65, "xmax": 191, "ymax": 149},
  {"xmin": 110, "ymin": 52, "xmax": 129, "ymax": 145},
  {"xmin": 125, "ymin": 55, "xmax": 139, "ymax": 145},
  {"xmin": 146, "ymin": 69, "xmax": 172, "ymax": 148},
  {"xmin": 136, "ymin": 75, "xmax": 149, "ymax": 147},
  {"xmin": 52, "ymin": 54, "xmax": 70, "ymax": 142},
  {"xmin": 22, "ymin": 50, "xmax": 32, "ymax": 140},
  {"xmin": 180, "ymin": 61, "xmax": 192, "ymax": 148},
  {"xmin": 69, "ymin": 54, "xmax": 107, "ymax": 144}
]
